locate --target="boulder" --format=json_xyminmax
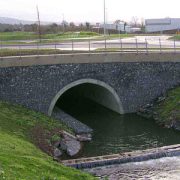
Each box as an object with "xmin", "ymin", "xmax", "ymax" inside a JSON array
[
  {"xmin": 172, "ymin": 120, "xmax": 180, "ymax": 131},
  {"xmin": 53, "ymin": 148, "xmax": 62, "ymax": 158},
  {"xmin": 76, "ymin": 134, "xmax": 92, "ymax": 142},
  {"xmin": 66, "ymin": 139, "xmax": 81, "ymax": 156},
  {"xmin": 54, "ymin": 141, "xmax": 61, "ymax": 148},
  {"xmin": 60, "ymin": 133, "xmax": 81, "ymax": 157}
]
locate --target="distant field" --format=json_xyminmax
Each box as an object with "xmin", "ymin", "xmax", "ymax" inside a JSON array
[
  {"xmin": 0, "ymin": 31, "xmax": 100, "ymax": 41},
  {"xmin": 0, "ymin": 31, "xmax": 137, "ymax": 44}
]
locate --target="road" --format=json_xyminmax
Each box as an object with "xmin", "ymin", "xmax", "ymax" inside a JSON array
[{"xmin": 1, "ymin": 35, "xmax": 180, "ymax": 51}]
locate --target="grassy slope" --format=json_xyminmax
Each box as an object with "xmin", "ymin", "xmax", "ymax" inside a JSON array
[
  {"xmin": 154, "ymin": 87, "xmax": 180, "ymax": 126},
  {"xmin": 0, "ymin": 101, "xmax": 95, "ymax": 180},
  {"xmin": 169, "ymin": 35, "xmax": 180, "ymax": 41},
  {"xmin": 0, "ymin": 31, "xmax": 99, "ymax": 41},
  {"xmin": 0, "ymin": 49, "xmax": 97, "ymax": 57},
  {"xmin": 0, "ymin": 31, "xmax": 135, "ymax": 45}
]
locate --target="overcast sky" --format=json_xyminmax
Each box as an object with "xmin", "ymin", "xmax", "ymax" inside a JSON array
[{"xmin": 0, "ymin": 0, "xmax": 180, "ymax": 23}]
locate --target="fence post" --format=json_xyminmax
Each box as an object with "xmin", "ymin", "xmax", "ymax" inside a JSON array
[
  {"xmin": 36, "ymin": 41, "xmax": 39, "ymax": 58},
  {"xmin": 120, "ymin": 38, "xmax": 123, "ymax": 53},
  {"xmin": 54, "ymin": 43, "xmax": 57, "ymax": 58},
  {"xmin": 0, "ymin": 35, "xmax": 2, "ymax": 60},
  {"xmin": 135, "ymin": 38, "xmax": 138, "ymax": 54},
  {"xmin": 72, "ymin": 39, "xmax": 74, "ymax": 53},
  {"xmin": 174, "ymin": 39, "xmax": 176, "ymax": 54},
  {"xmin": 159, "ymin": 38, "xmax": 162, "ymax": 54},
  {"xmin": 19, "ymin": 44, "xmax": 22, "ymax": 59},
  {"xmin": 88, "ymin": 39, "xmax": 91, "ymax": 53},
  {"xmin": 105, "ymin": 37, "xmax": 107, "ymax": 52},
  {"xmin": 145, "ymin": 38, "xmax": 148, "ymax": 54}
]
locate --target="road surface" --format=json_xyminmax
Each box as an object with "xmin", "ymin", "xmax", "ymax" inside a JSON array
[{"xmin": 1, "ymin": 35, "xmax": 180, "ymax": 51}]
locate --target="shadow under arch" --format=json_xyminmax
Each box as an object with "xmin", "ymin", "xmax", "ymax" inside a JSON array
[{"xmin": 48, "ymin": 79, "xmax": 124, "ymax": 116}]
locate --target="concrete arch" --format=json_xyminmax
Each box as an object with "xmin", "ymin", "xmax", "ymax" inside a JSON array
[{"xmin": 48, "ymin": 79, "xmax": 124, "ymax": 116}]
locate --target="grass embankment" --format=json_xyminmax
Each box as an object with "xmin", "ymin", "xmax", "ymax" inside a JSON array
[
  {"xmin": 0, "ymin": 101, "xmax": 95, "ymax": 179},
  {"xmin": 168, "ymin": 35, "xmax": 180, "ymax": 41},
  {"xmin": 0, "ymin": 31, "xmax": 100, "ymax": 41},
  {"xmin": 153, "ymin": 87, "xmax": 180, "ymax": 127},
  {"xmin": 0, "ymin": 49, "xmax": 90, "ymax": 57},
  {"xmin": 0, "ymin": 31, "xmax": 135, "ymax": 45}
]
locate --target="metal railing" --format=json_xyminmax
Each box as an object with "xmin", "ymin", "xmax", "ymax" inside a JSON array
[{"xmin": 0, "ymin": 35, "xmax": 180, "ymax": 59}]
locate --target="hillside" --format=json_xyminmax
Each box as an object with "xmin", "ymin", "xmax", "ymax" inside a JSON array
[
  {"xmin": 0, "ymin": 101, "xmax": 95, "ymax": 179},
  {"xmin": 154, "ymin": 87, "xmax": 180, "ymax": 130},
  {"xmin": 0, "ymin": 17, "xmax": 54, "ymax": 25},
  {"xmin": 0, "ymin": 17, "xmax": 34, "ymax": 25},
  {"xmin": 139, "ymin": 86, "xmax": 180, "ymax": 130}
]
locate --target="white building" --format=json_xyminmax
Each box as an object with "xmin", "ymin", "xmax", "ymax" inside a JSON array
[
  {"xmin": 93, "ymin": 23, "xmax": 141, "ymax": 33},
  {"xmin": 100, "ymin": 23, "xmax": 125, "ymax": 32},
  {"xmin": 145, "ymin": 18, "xmax": 180, "ymax": 33}
]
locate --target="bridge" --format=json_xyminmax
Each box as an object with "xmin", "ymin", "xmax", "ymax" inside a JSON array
[{"xmin": 0, "ymin": 52, "xmax": 180, "ymax": 122}]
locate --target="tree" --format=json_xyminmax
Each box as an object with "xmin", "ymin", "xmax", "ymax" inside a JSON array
[
  {"xmin": 131, "ymin": 16, "xmax": 139, "ymax": 27},
  {"xmin": 79, "ymin": 23, "xmax": 84, "ymax": 30},
  {"xmin": 85, "ymin": 22, "xmax": 90, "ymax": 30},
  {"xmin": 114, "ymin": 19, "xmax": 122, "ymax": 31},
  {"xmin": 49, "ymin": 23, "xmax": 58, "ymax": 33},
  {"xmin": 140, "ymin": 18, "xmax": 145, "ymax": 32},
  {"xmin": 124, "ymin": 22, "xmax": 127, "ymax": 32},
  {"xmin": 69, "ymin": 22, "xmax": 75, "ymax": 30}
]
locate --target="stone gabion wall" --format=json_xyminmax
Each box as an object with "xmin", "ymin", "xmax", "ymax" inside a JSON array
[{"xmin": 0, "ymin": 62, "xmax": 179, "ymax": 115}]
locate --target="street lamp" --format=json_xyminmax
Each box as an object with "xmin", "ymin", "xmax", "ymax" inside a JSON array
[{"xmin": 104, "ymin": 0, "xmax": 107, "ymax": 49}]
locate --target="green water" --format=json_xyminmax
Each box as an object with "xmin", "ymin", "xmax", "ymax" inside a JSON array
[{"xmin": 58, "ymin": 98, "xmax": 180, "ymax": 158}]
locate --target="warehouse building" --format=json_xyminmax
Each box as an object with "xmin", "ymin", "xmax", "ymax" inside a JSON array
[{"xmin": 145, "ymin": 18, "xmax": 180, "ymax": 33}]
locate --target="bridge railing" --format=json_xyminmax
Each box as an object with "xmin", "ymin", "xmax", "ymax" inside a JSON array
[{"xmin": 0, "ymin": 35, "xmax": 180, "ymax": 58}]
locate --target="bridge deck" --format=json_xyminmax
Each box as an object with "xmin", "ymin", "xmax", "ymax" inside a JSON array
[{"xmin": 0, "ymin": 52, "xmax": 180, "ymax": 68}]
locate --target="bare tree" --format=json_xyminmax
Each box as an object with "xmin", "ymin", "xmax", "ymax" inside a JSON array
[
  {"xmin": 69, "ymin": 22, "xmax": 75, "ymax": 30},
  {"xmin": 140, "ymin": 18, "xmax": 145, "ymax": 32},
  {"xmin": 85, "ymin": 22, "xmax": 90, "ymax": 30},
  {"xmin": 131, "ymin": 16, "xmax": 139, "ymax": 27}
]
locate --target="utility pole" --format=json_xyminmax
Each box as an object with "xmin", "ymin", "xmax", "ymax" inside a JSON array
[
  {"xmin": 36, "ymin": 5, "xmax": 41, "ymax": 42},
  {"xmin": 104, "ymin": 0, "xmax": 107, "ymax": 50},
  {"xmin": 62, "ymin": 13, "xmax": 65, "ymax": 34},
  {"xmin": 104, "ymin": 0, "xmax": 106, "ymax": 37}
]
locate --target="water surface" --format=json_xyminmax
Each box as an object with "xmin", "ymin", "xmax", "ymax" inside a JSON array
[{"xmin": 59, "ymin": 98, "xmax": 180, "ymax": 158}]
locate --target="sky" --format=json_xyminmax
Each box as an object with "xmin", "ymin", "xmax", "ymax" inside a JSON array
[{"xmin": 0, "ymin": 0, "xmax": 180, "ymax": 23}]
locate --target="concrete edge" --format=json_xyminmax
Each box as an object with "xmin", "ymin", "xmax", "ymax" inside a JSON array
[
  {"xmin": 62, "ymin": 144, "xmax": 180, "ymax": 169},
  {"xmin": 0, "ymin": 52, "xmax": 180, "ymax": 68}
]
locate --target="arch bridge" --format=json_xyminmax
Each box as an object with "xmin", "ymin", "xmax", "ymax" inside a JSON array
[{"xmin": 0, "ymin": 52, "xmax": 179, "ymax": 118}]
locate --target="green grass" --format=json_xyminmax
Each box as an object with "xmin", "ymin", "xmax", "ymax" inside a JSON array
[
  {"xmin": 0, "ymin": 101, "xmax": 95, "ymax": 179},
  {"xmin": 168, "ymin": 35, "xmax": 180, "ymax": 41},
  {"xmin": 0, "ymin": 32, "xmax": 38, "ymax": 41},
  {"xmin": 0, "ymin": 31, "xmax": 100, "ymax": 41},
  {"xmin": 0, "ymin": 49, "xmax": 90, "ymax": 57},
  {"xmin": 0, "ymin": 31, "xmax": 135, "ymax": 45},
  {"xmin": 154, "ymin": 87, "xmax": 180, "ymax": 126},
  {"xmin": 106, "ymin": 34, "xmax": 134, "ymax": 39}
]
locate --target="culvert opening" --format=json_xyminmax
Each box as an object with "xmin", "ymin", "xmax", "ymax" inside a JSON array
[
  {"xmin": 52, "ymin": 82, "xmax": 123, "ymax": 118},
  {"xmin": 49, "ymin": 79, "xmax": 123, "ymax": 134}
]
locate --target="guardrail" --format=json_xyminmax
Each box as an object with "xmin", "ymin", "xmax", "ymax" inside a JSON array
[{"xmin": 0, "ymin": 36, "xmax": 180, "ymax": 58}]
